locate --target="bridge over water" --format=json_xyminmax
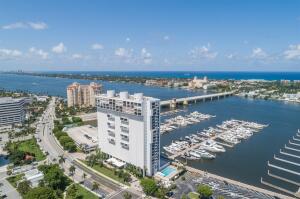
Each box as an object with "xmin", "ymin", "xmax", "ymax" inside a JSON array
[{"xmin": 160, "ymin": 91, "xmax": 235, "ymax": 108}]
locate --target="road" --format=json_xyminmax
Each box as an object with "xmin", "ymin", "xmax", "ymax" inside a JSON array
[{"xmin": 36, "ymin": 97, "xmax": 141, "ymax": 198}]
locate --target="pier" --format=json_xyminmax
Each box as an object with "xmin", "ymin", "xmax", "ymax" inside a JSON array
[
  {"xmin": 160, "ymin": 91, "xmax": 235, "ymax": 108},
  {"xmin": 185, "ymin": 166, "xmax": 295, "ymax": 199}
]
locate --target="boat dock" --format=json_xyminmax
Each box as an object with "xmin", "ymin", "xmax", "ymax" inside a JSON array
[
  {"xmin": 168, "ymin": 135, "xmax": 220, "ymax": 160},
  {"xmin": 186, "ymin": 166, "xmax": 296, "ymax": 199},
  {"xmin": 160, "ymin": 91, "xmax": 235, "ymax": 108},
  {"xmin": 261, "ymin": 130, "xmax": 300, "ymax": 198}
]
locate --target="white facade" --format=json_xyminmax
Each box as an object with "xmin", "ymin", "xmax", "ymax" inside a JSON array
[
  {"xmin": 96, "ymin": 90, "xmax": 160, "ymax": 176},
  {"xmin": 0, "ymin": 97, "xmax": 25, "ymax": 127}
]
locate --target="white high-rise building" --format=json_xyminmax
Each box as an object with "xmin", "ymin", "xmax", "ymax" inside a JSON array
[{"xmin": 96, "ymin": 90, "xmax": 160, "ymax": 176}]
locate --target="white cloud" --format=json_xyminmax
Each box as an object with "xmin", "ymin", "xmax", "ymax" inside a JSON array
[
  {"xmin": 190, "ymin": 44, "xmax": 218, "ymax": 59},
  {"xmin": 115, "ymin": 48, "xmax": 132, "ymax": 58},
  {"xmin": 28, "ymin": 22, "xmax": 48, "ymax": 30},
  {"xmin": 0, "ymin": 48, "xmax": 22, "ymax": 59},
  {"xmin": 227, "ymin": 53, "xmax": 238, "ymax": 59},
  {"xmin": 251, "ymin": 48, "xmax": 268, "ymax": 59},
  {"xmin": 71, "ymin": 53, "xmax": 84, "ymax": 59},
  {"xmin": 2, "ymin": 22, "xmax": 26, "ymax": 30},
  {"xmin": 29, "ymin": 47, "xmax": 48, "ymax": 59},
  {"xmin": 52, "ymin": 42, "xmax": 67, "ymax": 54},
  {"xmin": 283, "ymin": 44, "xmax": 300, "ymax": 59},
  {"xmin": 163, "ymin": 35, "xmax": 170, "ymax": 41},
  {"xmin": 2, "ymin": 22, "xmax": 48, "ymax": 30},
  {"xmin": 91, "ymin": 43, "xmax": 104, "ymax": 50},
  {"xmin": 141, "ymin": 48, "xmax": 152, "ymax": 64},
  {"xmin": 126, "ymin": 38, "xmax": 131, "ymax": 42}
]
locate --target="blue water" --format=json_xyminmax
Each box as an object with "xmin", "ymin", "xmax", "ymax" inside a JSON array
[
  {"xmin": 0, "ymin": 156, "xmax": 9, "ymax": 166},
  {"xmin": 40, "ymin": 71, "xmax": 300, "ymax": 80},
  {"xmin": 0, "ymin": 72, "xmax": 299, "ymax": 192},
  {"xmin": 160, "ymin": 166, "xmax": 176, "ymax": 177},
  {"xmin": 0, "ymin": 73, "xmax": 206, "ymax": 99}
]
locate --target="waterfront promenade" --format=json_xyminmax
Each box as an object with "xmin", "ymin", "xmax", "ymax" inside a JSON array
[{"xmin": 186, "ymin": 166, "xmax": 297, "ymax": 199}]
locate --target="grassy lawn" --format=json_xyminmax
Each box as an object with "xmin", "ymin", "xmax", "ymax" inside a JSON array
[
  {"xmin": 9, "ymin": 138, "xmax": 46, "ymax": 161},
  {"xmin": 6, "ymin": 173, "xmax": 25, "ymax": 187},
  {"xmin": 82, "ymin": 161, "xmax": 129, "ymax": 185},
  {"xmin": 188, "ymin": 192, "xmax": 200, "ymax": 199},
  {"xmin": 66, "ymin": 184, "xmax": 98, "ymax": 199}
]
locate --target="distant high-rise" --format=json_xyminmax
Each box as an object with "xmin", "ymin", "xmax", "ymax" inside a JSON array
[
  {"xmin": 96, "ymin": 90, "xmax": 160, "ymax": 176},
  {"xmin": 67, "ymin": 82, "xmax": 102, "ymax": 107},
  {"xmin": 0, "ymin": 97, "xmax": 25, "ymax": 127}
]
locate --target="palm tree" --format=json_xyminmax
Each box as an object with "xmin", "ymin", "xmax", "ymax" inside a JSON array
[
  {"xmin": 92, "ymin": 181, "xmax": 99, "ymax": 191},
  {"xmin": 58, "ymin": 155, "xmax": 65, "ymax": 165},
  {"xmin": 82, "ymin": 173, "xmax": 87, "ymax": 181},
  {"xmin": 69, "ymin": 165, "xmax": 76, "ymax": 177},
  {"xmin": 123, "ymin": 192, "xmax": 132, "ymax": 199}
]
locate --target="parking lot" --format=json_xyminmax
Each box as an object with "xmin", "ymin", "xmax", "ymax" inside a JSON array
[{"xmin": 174, "ymin": 172, "xmax": 277, "ymax": 199}]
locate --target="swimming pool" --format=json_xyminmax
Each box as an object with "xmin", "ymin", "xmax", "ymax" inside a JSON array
[{"xmin": 160, "ymin": 166, "xmax": 177, "ymax": 177}]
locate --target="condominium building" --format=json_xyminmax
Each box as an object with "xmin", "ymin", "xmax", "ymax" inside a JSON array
[
  {"xmin": 67, "ymin": 82, "xmax": 102, "ymax": 107},
  {"xmin": 96, "ymin": 90, "xmax": 160, "ymax": 176},
  {"xmin": 0, "ymin": 97, "xmax": 25, "ymax": 127}
]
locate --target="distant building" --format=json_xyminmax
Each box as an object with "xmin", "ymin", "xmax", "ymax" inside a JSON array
[
  {"xmin": 280, "ymin": 79, "xmax": 291, "ymax": 84},
  {"xmin": 67, "ymin": 82, "xmax": 102, "ymax": 107},
  {"xmin": 0, "ymin": 97, "xmax": 25, "ymax": 127},
  {"xmin": 188, "ymin": 76, "xmax": 208, "ymax": 89},
  {"xmin": 96, "ymin": 90, "xmax": 160, "ymax": 176}
]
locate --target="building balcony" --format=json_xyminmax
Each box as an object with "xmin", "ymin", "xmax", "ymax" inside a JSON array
[
  {"xmin": 121, "ymin": 136, "xmax": 129, "ymax": 142},
  {"xmin": 121, "ymin": 121, "xmax": 129, "ymax": 125}
]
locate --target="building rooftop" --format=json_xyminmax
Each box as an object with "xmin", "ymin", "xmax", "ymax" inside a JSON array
[
  {"xmin": 65, "ymin": 125, "xmax": 98, "ymax": 150},
  {"xmin": 0, "ymin": 97, "xmax": 24, "ymax": 104},
  {"xmin": 97, "ymin": 90, "xmax": 159, "ymax": 102}
]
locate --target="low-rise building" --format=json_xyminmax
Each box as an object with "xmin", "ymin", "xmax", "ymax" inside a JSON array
[
  {"xmin": 65, "ymin": 125, "xmax": 98, "ymax": 152},
  {"xmin": 24, "ymin": 169, "xmax": 44, "ymax": 187}
]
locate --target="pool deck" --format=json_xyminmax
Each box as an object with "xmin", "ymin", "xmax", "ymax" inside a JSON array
[{"xmin": 155, "ymin": 165, "xmax": 180, "ymax": 181}]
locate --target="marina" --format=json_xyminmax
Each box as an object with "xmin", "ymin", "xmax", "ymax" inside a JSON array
[
  {"xmin": 262, "ymin": 129, "xmax": 300, "ymax": 198},
  {"xmin": 1, "ymin": 73, "xmax": 300, "ymax": 192},
  {"xmin": 163, "ymin": 119, "xmax": 268, "ymax": 160},
  {"xmin": 160, "ymin": 111, "xmax": 215, "ymax": 134}
]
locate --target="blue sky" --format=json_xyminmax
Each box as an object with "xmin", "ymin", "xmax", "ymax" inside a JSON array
[{"xmin": 0, "ymin": 0, "xmax": 300, "ymax": 71}]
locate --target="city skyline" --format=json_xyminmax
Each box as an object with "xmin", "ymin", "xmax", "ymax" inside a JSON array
[{"xmin": 0, "ymin": 0, "xmax": 300, "ymax": 71}]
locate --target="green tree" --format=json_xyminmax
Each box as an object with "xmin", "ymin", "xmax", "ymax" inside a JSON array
[
  {"xmin": 181, "ymin": 194, "xmax": 187, "ymax": 199},
  {"xmin": 82, "ymin": 173, "xmax": 87, "ymax": 181},
  {"xmin": 66, "ymin": 184, "xmax": 82, "ymax": 199},
  {"xmin": 155, "ymin": 188, "xmax": 167, "ymax": 199},
  {"xmin": 123, "ymin": 192, "xmax": 132, "ymax": 199},
  {"xmin": 92, "ymin": 181, "xmax": 99, "ymax": 191},
  {"xmin": 42, "ymin": 164, "xmax": 69, "ymax": 191},
  {"xmin": 140, "ymin": 178, "xmax": 158, "ymax": 196},
  {"xmin": 58, "ymin": 155, "xmax": 65, "ymax": 165},
  {"xmin": 24, "ymin": 187, "xmax": 57, "ymax": 199},
  {"xmin": 17, "ymin": 180, "xmax": 31, "ymax": 195},
  {"xmin": 69, "ymin": 165, "xmax": 76, "ymax": 177},
  {"xmin": 197, "ymin": 184, "xmax": 213, "ymax": 199},
  {"xmin": 216, "ymin": 196, "xmax": 225, "ymax": 199}
]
